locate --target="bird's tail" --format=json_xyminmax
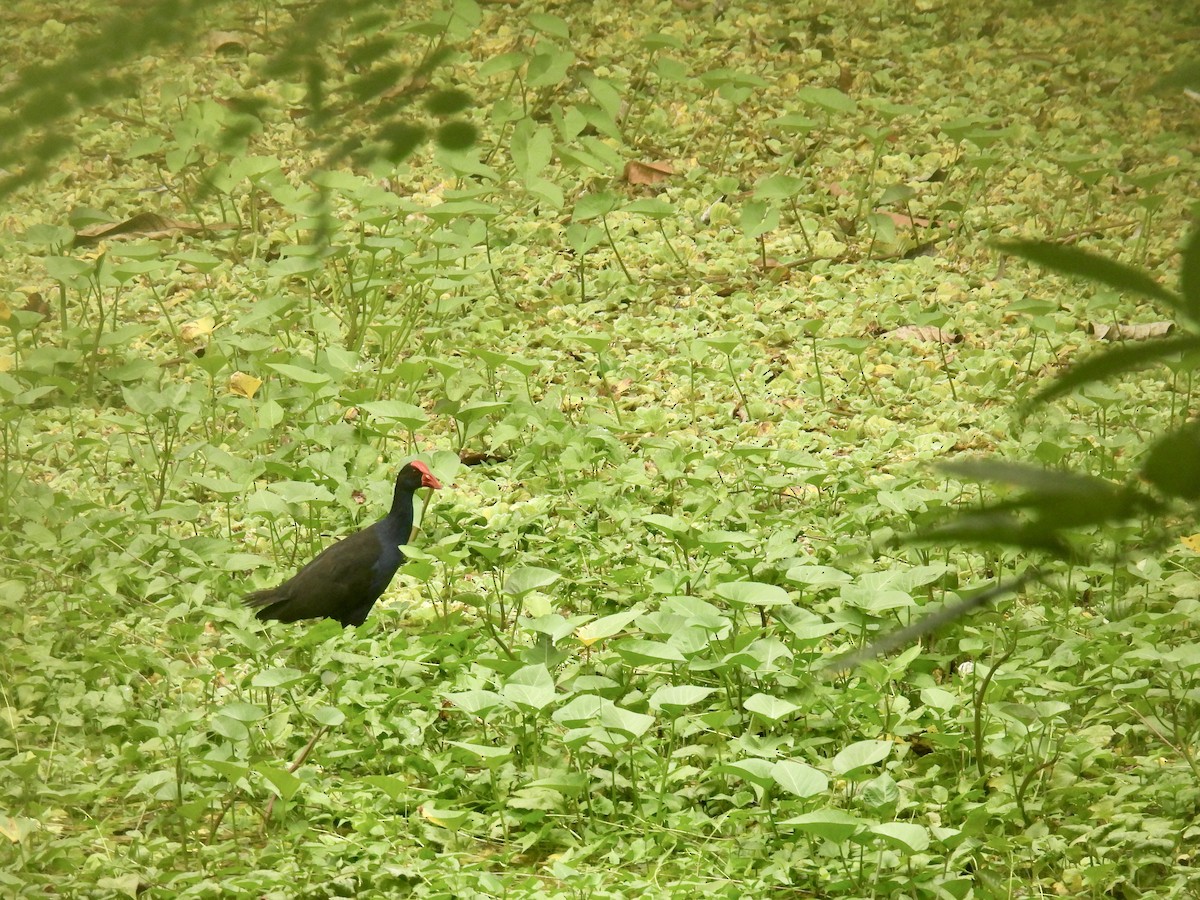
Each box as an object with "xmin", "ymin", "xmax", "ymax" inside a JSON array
[{"xmin": 242, "ymin": 588, "xmax": 281, "ymax": 610}]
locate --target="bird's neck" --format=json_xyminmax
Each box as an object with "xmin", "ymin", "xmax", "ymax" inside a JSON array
[{"xmin": 380, "ymin": 486, "xmax": 417, "ymax": 543}]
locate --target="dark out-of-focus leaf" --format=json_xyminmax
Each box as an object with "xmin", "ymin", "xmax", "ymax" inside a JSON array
[
  {"xmin": 437, "ymin": 121, "xmax": 477, "ymax": 151},
  {"xmin": 826, "ymin": 570, "xmax": 1040, "ymax": 672},
  {"xmin": 425, "ymin": 88, "xmax": 472, "ymax": 116},
  {"xmin": 1143, "ymin": 422, "xmax": 1200, "ymax": 501},
  {"xmin": 1150, "ymin": 59, "xmax": 1200, "ymax": 93},
  {"xmin": 996, "ymin": 239, "xmax": 1185, "ymax": 319},
  {"xmin": 1034, "ymin": 335, "xmax": 1200, "ymax": 404},
  {"xmin": 940, "ymin": 459, "xmax": 1154, "ymax": 529},
  {"xmin": 911, "ymin": 512, "xmax": 1074, "ymax": 559},
  {"xmin": 941, "ymin": 459, "xmax": 1120, "ymax": 498},
  {"xmin": 1180, "ymin": 227, "xmax": 1200, "ymax": 323}
]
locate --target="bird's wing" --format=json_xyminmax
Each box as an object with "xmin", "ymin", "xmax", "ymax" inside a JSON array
[{"xmin": 246, "ymin": 528, "xmax": 381, "ymax": 622}]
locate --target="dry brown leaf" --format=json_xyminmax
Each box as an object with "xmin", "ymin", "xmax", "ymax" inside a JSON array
[
  {"xmin": 228, "ymin": 372, "xmax": 262, "ymax": 399},
  {"xmin": 754, "ymin": 256, "xmax": 786, "ymax": 269},
  {"xmin": 22, "ymin": 291, "xmax": 50, "ymax": 318},
  {"xmin": 885, "ymin": 325, "xmax": 963, "ymax": 344},
  {"xmin": 838, "ymin": 63, "xmax": 854, "ymax": 93},
  {"xmin": 208, "ymin": 31, "xmax": 248, "ymax": 54},
  {"xmin": 1089, "ymin": 321, "xmax": 1174, "ymax": 341},
  {"xmin": 460, "ymin": 450, "xmax": 508, "ymax": 466},
  {"xmin": 624, "ymin": 160, "xmax": 675, "ymax": 185},
  {"xmin": 875, "ymin": 210, "xmax": 933, "ymax": 229},
  {"xmin": 74, "ymin": 213, "xmax": 218, "ymax": 246}
]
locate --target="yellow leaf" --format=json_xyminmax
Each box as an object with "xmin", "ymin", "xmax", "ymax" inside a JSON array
[
  {"xmin": 0, "ymin": 816, "xmax": 36, "ymax": 843},
  {"xmin": 180, "ymin": 316, "xmax": 215, "ymax": 342},
  {"xmin": 228, "ymin": 372, "xmax": 262, "ymax": 399}
]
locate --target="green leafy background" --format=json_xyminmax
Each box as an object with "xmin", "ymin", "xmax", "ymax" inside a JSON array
[{"xmin": 1, "ymin": 0, "xmax": 1197, "ymax": 897}]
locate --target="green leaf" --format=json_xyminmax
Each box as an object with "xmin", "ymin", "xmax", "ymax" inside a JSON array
[
  {"xmin": 572, "ymin": 191, "xmax": 621, "ymax": 222},
  {"xmin": 447, "ymin": 742, "xmax": 510, "ymax": 765},
  {"xmin": 795, "ymin": 86, "xmax": 857, "ymax": 113},
  {"xmin": 420, "ymin": 805, "xmax": 469, "ymax": 829},
  {"xmin": 648, "ymin": 684, "xmax": 716, "ymax": 712},
  {"xmin": 224, "ymin": 553, "xmax": 273, "ymax": 571},
  {"xmin": 552, "ymin": 694, "xmax": 607, "ymax": 728},
  {"xmin": 870, "ymin": 822, "xmax": 930, "ymax": 853},
  {"xmin": 361, "ymin": 775, "xmax": 409, "ymax": 801},
  {"xmin": 501, "ymin": 664, "xmax": 556, "ymax": 712},
  {"xmin": 269, "ymin": 481, "xmax": 334, "ymax": 505},
  {"xmin": 615, "ymin": 638, "xmax": 687, "ymax": 666},
  {"xmin": 504, "ymin": 566, "xmax": 561, "ymax": 596},
  {"xmin": 574, "ymin": 607, "xmax": 643, "ymax": 646},
  {"xmin": 445, "ymin": 689, "xmax": 504, "ymax": 716},
  {"xmin": 778, "ymin": 808, "xmax": 865, "ymax": 841},
  {"xmin": 359, "ymin": 400, "xmax": 428, "ymax": 428},
  {"xmin": 200, "ymin": 760, "xmax": 251, "ymax": 785},
  {"xmin": 598, "ymin": 703, "xmax": 655, "ymax": 739},
  {"xmin": 219, "ymin": 702, "xmax": 265, "ymax": 722},
  {"xmin": 831, "ymin": 739, "xmax": 893, "ymax": 775},
  {"xmin": 714, "ymin": 581, "xmax": 790, "ymax": 607},
  {"xmin": 785, "ymin": 565, "xmax": 853, "ymax": 589},
  {"xmin": 743, "ymin": 692, "xmax": 800, "ymax": 722},
  {"xmin": 719, "ymin": 758, "xmax": 776, "ymax": 789},
  {"xmin": 642, "ymin": 513, "xmax": 691, "ymax": 536},
  {"xmin": 771, "ymin": 760, "xmax": 828, "ymax": 798},
  {"xmin": 313, "ymin": 706, "xmax": 345, "ymax": 727},
  {"xmin": 266, "ymin": 363, "xmax": 331, "ymax": 387},
  {"xmin": 251, "ymin": 667, "xmax": 304, "ymax": 688},
  {"xmin": 211, "ymin": 715, "xmax": 249, "ymax": 741},
  {"xmin": 624, "ymin": 198, "xmax": 674, "ymax": 218},
  {"xmin": 257, "ymin": 764, "xmax": 303, "ymax": 801},
  {"xmin": 528, "ymin": 12, "xmax": 570, "ymax": 40}
]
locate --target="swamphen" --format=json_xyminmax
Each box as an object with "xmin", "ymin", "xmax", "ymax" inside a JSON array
[{"xmin": 243, "ymin": 461, "xmax": 443, "ymax": 626}]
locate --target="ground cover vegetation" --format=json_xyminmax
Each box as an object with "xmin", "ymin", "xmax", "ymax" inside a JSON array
[{"xmin": 1, "ymin": 0, "xmax": 1198, "ymax": 896}]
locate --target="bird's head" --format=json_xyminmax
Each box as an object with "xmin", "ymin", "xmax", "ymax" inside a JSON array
[{"xmin": 401, "ymin": 460, "xmax": 443, "ymax": 491}]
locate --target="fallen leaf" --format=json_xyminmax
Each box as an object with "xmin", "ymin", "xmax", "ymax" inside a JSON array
[
  {"xmin": 23, "ymin": 291, "xmax": 50, "ymax": 318},
  {"xmin": 179, "ymin": 316, "xmax": 215, "ymax": 342},
  {"xmin": 1090, "ymin": 321, "xmax": 1174, "ymax": 341},
  {"xmin": 624, "ymin": 160, "xmax": 675, "ymax": 185},
  {"xmin": 208, "ymin": 31, "xmax": 248, "ymax": 54},
  {"xmin": 74, "ymin": 213, "xmax": 232, "ymax": 246},
  {"xmin": 884, "ymin": 325, "xmax": 963, "ymax": 344},
  {"xmin": 228, "ymin": 372, "xmax": 262, "ymax": 399},
  {"xmin": 460, "ymin": 450, "xmax": 508, "ymax": 466},
  {"xmin": 838, "ymin": 63, "xmax": 854, "ymax": 93},
  {"xmin": 875, "ymin": 210, "xmax": 933, "ymax": 229}
]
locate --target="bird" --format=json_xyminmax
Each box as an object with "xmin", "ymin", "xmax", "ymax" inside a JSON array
[{"xmin": 242, "ymin": 461, "xmax": 443, "ymax": 626}]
